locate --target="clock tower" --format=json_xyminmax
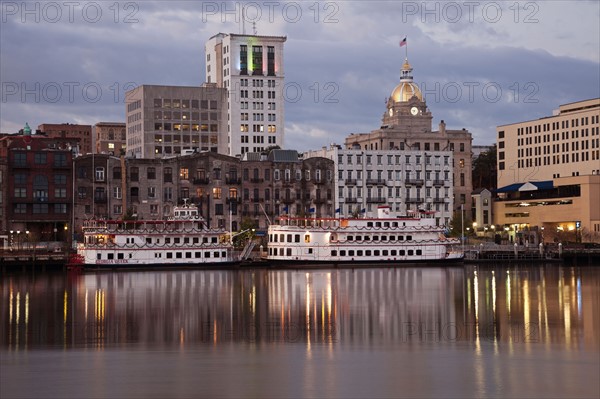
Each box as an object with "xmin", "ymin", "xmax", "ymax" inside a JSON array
[{"xmin": 381, "ymin": 58, "xmax": 432, "ymax": 133}]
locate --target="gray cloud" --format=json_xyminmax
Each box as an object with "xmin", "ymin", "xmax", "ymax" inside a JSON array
[{"xmin": 1, "ymin": 1, "xmax": 598, "ymax": 152}]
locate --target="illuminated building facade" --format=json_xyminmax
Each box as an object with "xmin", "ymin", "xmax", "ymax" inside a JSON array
[
  {"xmin": 205, "ymin": 33, "xmax": 286, "ymax": 157},
  {"xmin": 495, "ymin": 98, "xmax": 600, "ymax": 243}
]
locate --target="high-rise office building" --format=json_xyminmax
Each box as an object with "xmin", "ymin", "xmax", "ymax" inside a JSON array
[
  {"xmin": 205, "ymin": 33, "xmax": 286, "ymax": 157},
  {"xmin": 124, "ymin": 84, "xmax": 228, "ymax": 158}
]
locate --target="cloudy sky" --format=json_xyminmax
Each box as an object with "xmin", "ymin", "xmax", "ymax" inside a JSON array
[{"xmin": 1, "ymin": 1, "xmax": 599, "ymax": 151}]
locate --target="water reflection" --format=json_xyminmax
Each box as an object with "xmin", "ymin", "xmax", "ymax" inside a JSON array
[{"xmin": 2, "ymin": 265, "xmax": 599, "ymax": 350}]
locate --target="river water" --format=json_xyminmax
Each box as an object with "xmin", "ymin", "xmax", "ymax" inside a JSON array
[{"xmin": 1, "ymin": 264, "xmax": 599, "ymax": 398}]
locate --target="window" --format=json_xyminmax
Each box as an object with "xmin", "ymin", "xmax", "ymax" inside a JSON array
[
  {"xmin": 113, "ymin": 186, "xmax": 122, "ymax": 199},
  {"xmin": 113, "ymin": 167, "xmax": 122, "ymax": 180},
  {"xmin": 148, "ymin": 186, "xmax": 156, "ymax": 198},
  {"xmin": 180, "ymin": 168, "xmax": 189, "ymax": 179},
  {"xmin": 147, "ymin": 167, "xmax": 156, "ymax": 179},
  {"xmin": 34, "ymin": 153, "xmax": 47, "ymax": 164},
  {"xmin": 130, "ymin": 167, "xmax": 139, "ymax": 181},
  {"xmin": 14, "ymin": 153, "xmax": 27, "ymax": 167},
  {"xmin": 95, "ymin": 167, "xmax": 105, "ymax": 181},
  {"xmin": 164, "ymin": 167, "xmax": 172, "ymax": 183},
  {"xmin": 213, "ymin": 187, "xmax": 222, "ymax": 199},
  {"xmin": 54, "ymin": 153, "xmax": 67, "ymax": 167}
]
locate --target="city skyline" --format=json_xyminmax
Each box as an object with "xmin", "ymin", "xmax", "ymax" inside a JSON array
[{"xmin": 1, "ymin": 1, "xmax": 599, "ymax": 151}]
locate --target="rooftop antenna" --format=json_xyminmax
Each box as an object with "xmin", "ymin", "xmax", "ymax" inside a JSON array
[{"xmin": 241, "ymin": 6, "xmax": 246, "ymax": 34}]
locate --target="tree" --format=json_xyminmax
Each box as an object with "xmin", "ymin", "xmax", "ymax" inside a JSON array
[
  {"xmin": 448, "ymin": 210, "xmax": 473, "ymax": 238},
  {"xmin": 472, "ymin": 145, "xmax": 497, "ymax": 190}
]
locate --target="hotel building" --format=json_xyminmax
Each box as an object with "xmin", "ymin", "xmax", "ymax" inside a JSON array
[
  {"xmin": 205, "ymin": 33, "xmax": 286, "ymax": 157},
  {"xmin": 306, "ymin": 144, "xmax": 454, "ymax": 226},
  {"xmin": 495, "ymin": 98, "xmax": 600, "ymax": 243}
]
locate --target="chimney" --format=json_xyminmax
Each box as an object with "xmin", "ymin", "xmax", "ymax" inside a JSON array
[{"xmin": 439, "ymin": 120, "xmax": 446, "ymax": 134}]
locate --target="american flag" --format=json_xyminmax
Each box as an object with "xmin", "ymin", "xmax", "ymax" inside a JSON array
[{"xmin": 399, "ymin": 37, "xmax": 407, "ymax": 47}]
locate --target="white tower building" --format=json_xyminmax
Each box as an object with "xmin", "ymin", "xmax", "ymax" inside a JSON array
[{"xmin": 205, "ymin": 33, "xmax": 287, "ymax": 157}]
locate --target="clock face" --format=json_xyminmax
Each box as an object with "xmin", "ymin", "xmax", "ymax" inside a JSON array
[{"xmin": 410, "ymin": 106, "xmax": 419, "ymax": 116}]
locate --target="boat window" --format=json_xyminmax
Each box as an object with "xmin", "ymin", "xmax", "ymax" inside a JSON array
[
  {"xmin": 195, "ymin": 252, "xmax": 201, "ymax": 258},
  {"xmin": 97, "ymin": 253, "xmax": 101, "ymax": 260},
  {"xmin": 392, "ymin": 222, "xmax": 398, "ymax": 227},
  {"xmin": 384, "ymin": 222, "xmax": 390, "ymax": 228},
  {"xmin": 407, "ymin": 235, "xmax": 412, "ymax": 241},
  {"xmin": 287, "ymin": 234, "xmax": 292, "ymax": 243},
  {"xmin": 348, "ymin": 250, "xmax": 354, "ymax": 256},
  {"xmin": 347, "ymin": 236, "xmax": 353, "ymax": 241},
  {"xmin": 408, "ymin": 250, "xmax": 414, "ymax": 256},
  {"xmin": 295, "ymin": 234, "xmax": 300, "ymax": 243},
  {"xmin": 400, "ymin": 250, "xmax": 405, "ymax": 256},
  {"xmin": 146, "ymin": 238, "xmax": 152, "ymax": 244},
  {"xmin": 372, "ymin": 236, "xmax": 379, "ymax": 241},
  {"xmin": 205, "ymin": 251, "xmax": 211, "ymax": 258},
  {"xmin": 304, "ymin": 234, "xmax": 310, "ymax": 243},
  {"xmin": 340, "ymin": 250, "xmax": 346, "ymax": 256},
  {"xmin": 167, "ymin": 253, "xmax": 173, "ymax": 259},
  {"xmin": 214, "ymin": 251, "xmax": 220, "ymax": 258},
  {"xmin": 166, "ymin": 237, "xmax": 171, "ymax": 244},
  {"xmin": 308, "ymin": 248, "xmax": 313, "ymax": 254},
  {"xmin": 355, "ymin": 235, "xmax": 361, "ymax": 241},
  {"xmin": 221, "ymin": 251, "xmax": 226, "ymax": 257},
  {"xmin": 381, "ymin": 236, "xmax": 387, "ymax": 241},
  {"xmin": 212, "ymin": 237, "xmax": 217, "ymax": 243},
  {"xmin": 279, "ymin": 248, "xmax": 284, "ymax": 256},
  {"xmin": 184, "ymin": 237, "xmax": 190, "ymax": 244},
  {"xmin": 391, "ymin": 250, "xmax": 397, "ymax": 256},
  {"xmin": 107, "ymin": 253, "xmax": 114, "ymax": 260},
  {"xmin": 156, "ymin": 239, "xmax": 160, "ymax": 244},
  {"xmin": 376, "ymin": 222, "xmax": 381, "ymax": 227},
  {"xmin": 366, "ymin": 250, "xmax": 371, "ymax": 256},
  {"xmin": 357, "ymin": 250, "xmax": 363, "ymax": 256},
  {"xmin": 279, "ymin": 234, "xmax": 284, "ymax": 242},
  {"xmin": 367, "ymin": 222, "xmax": 373, "ymax": 227},
  {"xmin": 174, "ymin": 237, "xmax": 181, "ymax": 244},
  {"xmin": 398, "ymin": 236, "xmax": 404, "ymax": 241},
  {"xmin": 176, "ymin": 252, "xmax": 182, "ymax": 258},
  {"xmin": 382, "ymin": 250, "xmax": 388, "ymax": 256},
  {"xmin": 331, "ymin": 250, "xmax": 337, "ymax": 256},
  {"xmin": 186, "ymin": 252, "xmax": 192, "ymax": 258},
  {"xmin": 193, "ymin": 237, "xmax": 199, "ymax": 244},
  {"xmin": 118, "ymin": 253, "xmax": 124, "ymax": 259},
  {"xmin": 374, "ymin": 250, "xmax": 380, "ymax": 256},
  {"xmin": 286, "ymin": 248, "xmax": 292, "ymax": 256},
  {"xmin": 203, "ymin": 237, "xmax": 208, "ymax": 243},
  {"xmin": 364, "ymin": 236, "xmax": 370, "ymax": 241},
  {"xmin": 273, "ymin": 234, "xmax": 277, "ymax": 243}
]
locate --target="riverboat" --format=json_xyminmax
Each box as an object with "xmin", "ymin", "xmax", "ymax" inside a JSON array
[
  {"xmin": 76, "ymin": 200, "xmax": 236, "ymax": 267},
  {"xmin": 266, "ymin": 205, "xmax": 463, "ymax": 265}
]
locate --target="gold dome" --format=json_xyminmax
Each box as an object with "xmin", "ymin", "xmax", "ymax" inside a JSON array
[
  {"xmin": 390, "ymin": 58, "xmax": 422, "ymax": 103},
  {"xmin": 391, "ymin": 82, "xmax": 423, "ymax": 102}
]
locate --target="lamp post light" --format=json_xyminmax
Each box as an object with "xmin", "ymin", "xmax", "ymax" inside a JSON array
[{"xmin": 9, "ymin": 230, "xmax": 14, "ymax": 251}]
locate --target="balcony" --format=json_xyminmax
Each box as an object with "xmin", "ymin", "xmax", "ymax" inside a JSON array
[
  {"xmin": 226, "ymin": 177, "xmax": 241, "ymax": 184},
  {"xmin": 281, "ymin": 197, "xmax": 295, "ymax": 204},
  {"xmin": 366, "ymin": 197, "xmax": 386, "ymax": 203},
  {"xmin": 345, "ymin": 197, "xmax": 358, "ymax": 203},
  {"xmin": 344, "ymin": 179, "xmax": 357, "ymax": 185},
  {"xmin": 250, "ymin": 178, "xmax": 264, "ymax": 183},
  {"xmin": 314, "ymin": 197, "xmax": 326, "ymax": 204},
  {"xmin": 252, "ymin": 197, "xmax": 264, "ymax": 203},
  {"xmin": 406, "ymin": 197, "xmax": 424, "ymax": 203},
  {"xmin": 193, "ymin": 177, "xmax": 210, "ymax": 185},
  {"xmin": 405, "ymin": 179, "xmax": 424, "ymax": 186},
  {"xmin": 226, "ymin": 197, "xmax": 241, "ymax": 204},
  {"xmin": 433, "ymin": 180, "xmax": 445, "ymax": 186},
  {"xmin": 366, "ymin": 179, "xmax": 386, "ymax": 186},
  {"xmin": 433, "ymin": 197, "xmax": 446, "ymax": 203}
]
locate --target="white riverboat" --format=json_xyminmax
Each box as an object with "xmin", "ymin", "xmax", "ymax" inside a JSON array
[
  {"xmin": 75, "ymin": 201, "xmax": 236, "ymax": 267},
  {"xmin": 266, "ymin": 205, "xmax": 463, "ymax": 265}
]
